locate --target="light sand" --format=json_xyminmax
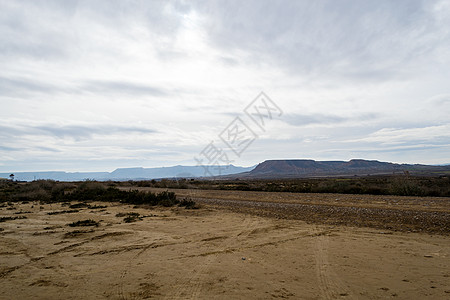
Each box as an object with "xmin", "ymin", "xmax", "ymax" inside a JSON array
[{"xmin": 1, "ymin": 201, "xmax": 449, "ymax": 299}]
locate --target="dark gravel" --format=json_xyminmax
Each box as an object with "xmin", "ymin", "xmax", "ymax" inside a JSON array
[{"xmin": 194, "ymin": 197, "xmax": 450, "ymax": 235}]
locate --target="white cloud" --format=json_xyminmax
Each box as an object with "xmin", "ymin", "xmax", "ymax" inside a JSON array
[{"xmin": 348, "ymin": 125, "xmax": 450, "ymax": 145}]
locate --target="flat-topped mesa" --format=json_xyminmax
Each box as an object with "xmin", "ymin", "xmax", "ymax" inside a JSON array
[
  {"xmin": 252, "ymin": 160, "xmax": 321, "ymax": 175},
  {"xmin": 246, "ymin": 159, "xmax": 448, "ymax": 178}
]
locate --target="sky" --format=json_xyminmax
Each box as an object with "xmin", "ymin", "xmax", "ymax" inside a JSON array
[{"xmin": 1, "ymin": 0, "xmax": 450, "ymax": 172}]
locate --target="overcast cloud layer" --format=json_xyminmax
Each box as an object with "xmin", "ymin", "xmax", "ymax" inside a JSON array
[{"xmin": 1, "ymin": 0, "xmax": 450, "ymax": 172}]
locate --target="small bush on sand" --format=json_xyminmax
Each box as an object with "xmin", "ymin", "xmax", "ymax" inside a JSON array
[
  {"xmin": 179, "ymin": 198, "xmax": 198, "ymax": 209},
  {"xmin": 67, "ymin": 219, "xmax": 99, "ymax": 227},
  {"xmin": 116, "ymin": 212, "xmax": 142, "ymax": 223},
  {"xmin": 69, "ymin": 202, "xmax": 89, "ymax": 209},
  {"xmin": 116, "ymin": 212, "xmax": 139, "ymax": 218},
  {"xmin": 123, "ymin": 215, "xmax": 142, "ymax": 223},
  {"xmin": 47, "ymin": 210, "xmax": 79, "ymax": 215},
  {"xmin": 0, "ymin": 216, "xmax": 26, "ymax": 222}
]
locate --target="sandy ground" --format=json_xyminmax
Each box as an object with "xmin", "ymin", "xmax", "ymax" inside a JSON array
[{"xmin": 1, "ymin": 200, "xmax": 449, "ymax": 299}]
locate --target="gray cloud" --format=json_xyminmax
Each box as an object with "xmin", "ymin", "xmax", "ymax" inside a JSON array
[
  {"xmin": 282, "ymin": 113, "xmax": 379, "ymax": 127},
  {"xmin": 0, "ymin": 145, "xmax": 19, "ymax": 151},
  {"xmin": 0, "ymin": 1, "xmax": 77, "ymax": 60},
  {"xmin": 283, "ymin": 113, "xmax": 346, "ymax": 126},
  {"xmin": 0, "ymin": 0, "xmax": 189, "ymax": 61},
  {"xmin": 35, "ymin": 124, "xmax": 156, "ymax": 139},
  {"xmin": 0, "ymin": 123, "xmax": 157, "ymax": 140},
  {"xmin": 192, "ymin": 0, "xmax": 447, "ymax": 81},
  {"xmin": 82, "ymin": 80, "xmax": 168, "ymax": 97},
  {"xmin": 428, "ymin": 94, "xmax": 450, "ymax": 106},
  {"xmin": 0, "ymin": 76, "xmax": 65, "ymax": 96},
  {"xmin": 77, "ymin": 0, "xmax": 190, "ymax": 35},
  {"xmin": 0, "ymin": 76, "xmax": 168, "ymax": 98}
]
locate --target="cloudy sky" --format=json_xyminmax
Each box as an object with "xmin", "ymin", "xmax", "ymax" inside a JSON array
[{"xmin": 1, "ymin": 0, "xmax": 450, "ymax": 172}]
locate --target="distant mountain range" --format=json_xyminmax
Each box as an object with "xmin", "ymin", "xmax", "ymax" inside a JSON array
[
  {"xmin": 0, "ymin": 165, "xmax": 254, "ymax": 182},
  {"xmin": 2, "ymin": 159, "xmax": 450, "ymax": 182},
  {"xmin": 234, "ymin": 159, "xmax": 450, "ymax": 178}
]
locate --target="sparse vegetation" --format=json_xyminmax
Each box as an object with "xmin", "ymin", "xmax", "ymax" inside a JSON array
[
  {"xmin": 67, "ymin": 202, "xmax": 107, "ymax": 209},
  {"xmin": 67, "ymin": 219, "xmax": 99, "ymax": 227},
  {"xmin": 116, "ymin": 212, "xmax": 142, "ymax": 223},
  {"xmin": 120, "ymin": 175, "xmax": 450, "ymax": 197},
  {"xmin": 0, "ymin": 180, "xmax": 190, "ymax": 207},
  {"xmin": 179, "ymin": 197, "xmax": 198, "ymax": 209},
  {"xmin": 88, "ymin": 204, "xmax": 107, "ymax": 209},
  {"xmin": 0, "ymin": 216, "xmax": 27, "ymax": 222},
  {"xmin": 4, "ymin": 174, "xmax": 449, "ymax": 202},
  {"xmin": 123, "ymin": 213, "xmax": 142, "ymax": 223},
  {"xmin": 47, "ymin": 210, "xmax": 80, "ymax": 215},
  {"xmin": 69, "ymin": 203, "xmax": 89, "ymax": 209}
]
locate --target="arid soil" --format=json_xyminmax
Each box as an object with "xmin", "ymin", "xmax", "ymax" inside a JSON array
[
  {"xmin": 1, "ymin": 193, "xmax": 449, "ymax": 299},
  {"xmin": 134, "ymin": 188, "xmax": 450, "ymax": 234}
]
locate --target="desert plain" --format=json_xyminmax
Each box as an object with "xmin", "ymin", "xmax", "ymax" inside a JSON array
[{"xmin": 1, "ymin": 188, "xmax": 449, "ymax": 299}]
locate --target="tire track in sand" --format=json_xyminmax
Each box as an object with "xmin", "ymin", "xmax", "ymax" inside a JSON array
[
  {"xmin": 313, "ymin": 226, "xmax": 353, "ymax": 299},
  {"xmin": 164, "ymin": 216, "xmax": 260, "ymax": 299}
]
